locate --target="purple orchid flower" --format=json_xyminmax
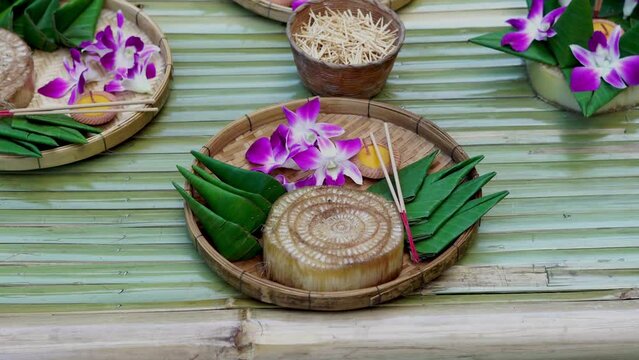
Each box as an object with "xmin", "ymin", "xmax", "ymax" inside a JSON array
[
  {"xmin": 293, "ymin": 137, "xmax": 363, "ymax": 186},
  {"xmin": 624, "ymin": 0, "xmax": 638, "ymax": 18},
  {"xmin": 274, "ymin": 174, "xmax": 317, "ymax": 192},
  {"xmin": 104, "ymin": 52, "xmax": 158, "ymax": 94},
  {"xmin": 569, "ymin": 26, "xmax": 639, "ymax": 92},
  {"xmin": 94, "ymin": 10, "xmax": 148, "ymax": 73},
  {"xmin": 501, "ymin": 0, "xmax": 566, "ymax": 52},
  {"xmin": 291, "ymin": 0, "xmax": 307, "ymax": 10},
  {"xmin": 246, "ymin": 124, "xmax": 299, "ymax": 174},
  {"xmin": 38, "ymin": 49, "xmax": 104, "ymax": 104},
  {"xmin": 282, "ymin": 98, "xmax": 345, "ymax": 152}
]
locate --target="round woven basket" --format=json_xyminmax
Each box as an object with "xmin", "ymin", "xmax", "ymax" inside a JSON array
[
  {"xmin": 185, "ymin": 98, "xmax": 480, "ymax": 311},
  {"xmin": 233, "ymin": 0, "xmax": 413, "ymax": 23},
  {"xmin": 0, "ymin": 0, "xmax": 173, "ymax": 171},
  {"xmin": 286, "ymin": 0, "xmax": 405, "ymax": 99}
]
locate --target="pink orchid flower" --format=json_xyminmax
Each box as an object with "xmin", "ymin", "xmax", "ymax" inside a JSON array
[
  {"xmin": 104, "ymin": 52, "xmax": 157, "ymax": 94},
  {"xmin": 38, "ymin": 49, "xmax": 103, "ymax": 104},
  {"xmin": 282, "ymin": 98, "xmax": 345, "ymax": 152},
  {"xmin": 246, "ymin": 124, "xmax": 299, "ymax": 174},
  {"xmin": 624, "ymin": 0, "xmax": 638, "ymax": 18},
  {"xmin": 95, "ymin": 10, "xmax": 147, "ymax": 73},
  {"xmin": 501, "ymin": 0, "xmax": 566, "ymax": 52},
  {"xmin": 293, "ymin": 137, "xmax": 363, "ymax": 186},
  {"xmin": 570, "ymin": 26, "xmax": 639, "ymax": 92}
]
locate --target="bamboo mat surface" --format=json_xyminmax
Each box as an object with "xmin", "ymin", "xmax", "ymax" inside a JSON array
[{"xmin": 2, "ymin": 0, "xmax": 639, "ymax": 358}]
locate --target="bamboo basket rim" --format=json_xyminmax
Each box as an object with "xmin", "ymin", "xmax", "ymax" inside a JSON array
[
  {"xmin": 184, "ymin": 97, "xmax": 480, "ymax": 311},
  {"xmin": 286, "ymin": 0, "xmax": 406, "ymax": 70},
  {"xmin": 232, "ymin": 0, "xmax": 413, "ymax": 23},
  {"xmin": 0, "ymin": 0, "xmax": 173, "ymax": 171}
]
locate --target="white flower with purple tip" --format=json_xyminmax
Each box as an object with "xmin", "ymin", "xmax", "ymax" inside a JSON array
[
  {"xmin": 282, "ymin": 97, "xmax": 345, "ymax": 152},
  {"xmin": 569, "ymin": 26, "xmax": 639, "ymax": 92},
  {"xmin": 624, "ymin": 0, "xmax": 638, "ymax": 18},
  {"xmin": 104, "ymin": 52, "xmax": 158, "ymax": 94},
  {"xmin": 245, "ymin": 124, "xmax": 299, "ymax": 174},
  {"xmin": 501, "ymin": 0, "xmax": 566, "ymax": 52},
  {"xmin": 37, "ymin": 49, "xmax": 104, "ymax": 104},
  {"xmin": 293, "ymin": 137, "xmax": 363, "ymax": 187}
]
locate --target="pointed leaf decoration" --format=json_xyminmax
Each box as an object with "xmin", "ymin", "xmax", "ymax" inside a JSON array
[
  {"xmin": 0, "ymin": 0, "xmax": 28, "ymax": 31},
  {"xmin": 367, "ymin": 151, "xmax": 438, "ymax": 202},
  {"xmin": 177, "ymin": 165, "xmax": 267, "ymax": 234},
  {"xmin": 14, "ymin": 0, "xmax": 59, "ymax": 51},
  {"xmin": 469, "ymin": 30, "xmax": 558, "ymax": 66},
  {"xmin": 11, "ymin": 119, "xmax": 87, "ymax": 144},
  {"xmin": 25, "ymin": 114, "xmax": 102, "ymax": 134},
  {"xmin": 547, "ymin": 0, "xmax": 593, "ymax": 68},
  {"xmin": 620, "ymin": 22, "xmax": 639, "ymax": 57},
  {"xmin": 416, "ymin": 191, "xmax": 509, "ymax": 259},
  {"xmin": 173, "ymin": 182, "xmax": 261, "ymax": 262},
  {"xmin": 0, "ymin": 137, "xmax": 41, "ymax": 157},
  {"xmin": 14, "ymin": 139, "xmax": 42, "ymax": 156},
  {"xmin": 0, "ymin": 119, "xmax": 58, "ymax": 146},
  {"xmin": 563, "ymin": 68, "xmax": 624, "ymax": 117},
  {"xmin": 54, "ymin": 0, "xmax": 103, "ymax": 48}
]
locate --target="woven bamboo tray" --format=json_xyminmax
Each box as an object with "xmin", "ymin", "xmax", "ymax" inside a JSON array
[
  {"xmin": 233, "ymin": 0, "xmax": 413, "ymax": 22},
  {"xmin": 184, "ymin": 97, "xmax": 480, "ymax": 311},
  {"xmin": 0, "ymin": 0, "xmax": 173, "ymax": 171}
]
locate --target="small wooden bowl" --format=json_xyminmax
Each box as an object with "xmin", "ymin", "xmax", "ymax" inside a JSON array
[
  {"xmin": 286, "ymin": 0, "xmax": 405, "ymax": 98},
  {"xmin": 71, "ymin": 91, "xmax": 118, "ymax": 125}
]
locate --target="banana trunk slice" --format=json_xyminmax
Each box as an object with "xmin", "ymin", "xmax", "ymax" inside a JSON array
[
  {"xmin": 0, "ymin": 29, "xmax": 34, "ymax": 109},
  {"xmin": 263, "ymin": 186, "xmax": 404, "ymax": 292},
  {"xmin": 526, "ymin": 61, "xmax": 639, "ymax": 115}
]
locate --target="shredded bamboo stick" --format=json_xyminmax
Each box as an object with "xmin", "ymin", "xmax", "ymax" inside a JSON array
[{"xmin": 293, "ymin": 9, "xmax": 398, "ymax": 65}]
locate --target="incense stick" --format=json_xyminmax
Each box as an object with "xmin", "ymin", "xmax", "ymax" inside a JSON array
[
  {"xmin": 0, "ymin": 107, "xmax": 158, "ymax": 117},
  {"xmin": 9, "ymin": 99, "xmax": 155, "ymax": 114},
  {"xmin": 369, "ymin": 133, "xmax": 401, "ymax": 211},
  {"xmin": 594, "ymin": 0, "xmax": 603, "ymax": 17}
]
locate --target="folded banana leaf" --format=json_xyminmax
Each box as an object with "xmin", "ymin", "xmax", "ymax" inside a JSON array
[
  {"xmin": 0, "ymin": 119, "xmax": 58, "ymax": 146},
  {"xmin": 367, "ymin": 150, "xmax": 438, "ymax": 202},
  {"xmin": 192, "ymin": 165, "xmax": 272, "ymax": 215},
  {"xmin": 411, "ymin": 172, "xmax": 496, "ymax": 241},
  {"xmin": 11, "ymin": 118, "xmax": 87, "ymax": 144},
  {"xmin": 407, "ymin": 155, "xmax": 484, "ymax": 223},
  {"xmin": 0, "ymin": 137, "xmax": 40, "ymax": 157},
  {"xmin": 13, "ymin": 0, "xmax": 59, "ymax": 51},
  {"xmin": 416, "ymin": 191, "xmax": 509, "ymax": 259},
  {"xmin": 173, "ymin": 182, "xmax": 261, "ymax": 262},
  {"xmin": 54, "ymin": 0, "xmax": 103, "ymax": 48},
  {"xmin": 177, "ymin": 165, "xmax": 267, "ymax": 234},
  {"xmin": 26, "ymin": 114, "xmax": 102, "ymax": 133},
  {"xmin": 191, "ymin": 150, "xmax": 286, "ymax": 203},
  {"xmin": 14, "ymin": 139, "xmax": 42, "ymax": 156}
]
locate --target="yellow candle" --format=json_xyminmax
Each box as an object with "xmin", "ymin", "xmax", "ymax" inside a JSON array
[
  {"xmin": 358, "ymin": 144, "xmax": 391, "ymax": 169},
  {"xmin": 593, "ymin": 19, "xmax": 621, "ymax": 39}
]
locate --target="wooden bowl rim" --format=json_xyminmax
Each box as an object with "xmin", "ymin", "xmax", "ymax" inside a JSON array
[
  {"xmin": 286, "ymin": 0, "xmax": 406, "ymax": 70},
  {"xmin": 0, "ymin": 0, "xmax": 173, "ymax": 171},
  {"xmin": 185, "ymin": 97, "xmax": 480, "ymax": 311}
]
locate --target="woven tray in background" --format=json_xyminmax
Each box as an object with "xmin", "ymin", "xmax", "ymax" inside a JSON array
[
  {"xmin": 233, "ymin": 0, "xmax": 413, "ymax": 22},
  {"xmin": 0, "ymin": 0, "xmax": 173, "ymax": 171},
  {"xmin": 184, "ymin": 97, "xmax": 480, "ymax": 311}
]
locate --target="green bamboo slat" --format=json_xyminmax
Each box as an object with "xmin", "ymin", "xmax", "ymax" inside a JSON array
[
  {"xmin": 0, "ymin": 244, "xmax": 198, "ymax": 262},
  {"xmin": 0, "ymin": 226, "xmax": 189, "ymax": 244}
]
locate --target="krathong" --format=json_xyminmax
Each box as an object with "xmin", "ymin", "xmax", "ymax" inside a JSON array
[
  {"xmin": 38, "ymin": 10, "xmax": 160, "ymax": 104},
  {"xmin": 470, "ymin": 0, "xmax": 639, "ymax": 117},
  {"xmin": 245, "ymin": 98, "xmax": 363, "ymax": 190}
]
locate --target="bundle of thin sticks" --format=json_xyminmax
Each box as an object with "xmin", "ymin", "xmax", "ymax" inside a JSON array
[
  {"xmin": 293, "ymin": 9, "xmax": 398, "ymax": 65},
  {"xmin": 0, "ymin": 99, "xmax": 157, "ymax": 118}
]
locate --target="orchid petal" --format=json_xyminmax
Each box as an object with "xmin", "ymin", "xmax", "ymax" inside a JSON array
[
  {"xmin": 116, "ymin": 10, "xmax": 125, "ymax": 28},
  {"xmin": 609, "ymin": 26, "xmax": 622, "ymax": 60},
  {"xmin": 104, "ymin": 79, "xmax": 126, "ymax": 93},
  {"xmin": 325, "ymin": 171, "xmax": 345, "ymax": 186},
  {"xmin": 291, "ymin": 0, "xmax": 307, "ymax": 10},
  {"xmin": 528, "ymin": 0, "xmax": 543, "ymax": 20},
  {"xmin": 146, "ymin": 62, "xmax": 156, "ymax": 79},
  {"xmin": 246, "ymin": 137, "xmax": 275, "ymax": 165},
  {"xmin": 38, "ymin": 78, "xmax": 73, "ymax": 98},
  {"xmin": 282, "ymin": 106, "xmax": 301, "ymax": 127},
  {"xmin": 293, "ymin": 147, "xmax": 322, "ymax": 171},
  {"xmin": 316, "ymin": 136, "xmax": 336, "ymax": 155},
  {"xmin": 334, "ymin": 138, "xmax": 362, "ymax": 160},
  {"xmin": 294, "ymin": 174, "xmax": 318, "ymax": 189},
  {"xmin": 341, "ymin": 160, "xmax": 363, "ymax": 185},
  {"xmin": 603, "ymin": 68, "xmax": 627, "ymax": 89},
  {"xmin": 314, "ymin": 122, "xmax": 344, "ymax": 139},
  {"xmin": 313, "ymin": 169, "xmax": 326, "ymax": 187},
  {"xmin": 624, "ymin": 0, "xmax": 638, "ymax": 18},
  {"xmin": 101, "ymin": 26, "xmax": 116, "ymax": 49},
  {"xmin": 69, "ymin": 48, "xmax": 82, "ymax": 62},
  {"xmin": 588, "ymin": 31, "xmax": 607, "ymax": 52},
  {"xmin": 541, "ymin": 6, "xmax": 566, "ymax": 30},
  {"xmin": 125, "ymin": 36, "xmax": 145, "ymax": 52},
  {"xmin": 570, "ymin": 67, "xmax": 602, "ymax": 92},
  {"xmin": 100, "ymin": 51, "xmax": 116, "ymax": 71},
  {"xmin": 570, "ymin": 44, "xmax": 596, "ymax": 67},
  {"xmin": 501, "ymin": 30, "xmax": 535, "ymax": 52},
  {"xmin": 506, "ymin": 18, "xmax": 528, "ymax": 31},
  {"xmin": 297, "ymin": 97, "xmax": 320, "ymax": 123},
  {"xmin": 617, "ymin": 55, "xmax": 639, "ymax": 86},
  {"xmin": 251, "ymin": 165, "xmax": 279, "ymax": 174}
]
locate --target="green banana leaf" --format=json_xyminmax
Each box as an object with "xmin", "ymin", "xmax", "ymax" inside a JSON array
[
  {"xmin": 25, "ymin": 114, "xmax": 102, "ymax": 134},
  {"xmin": 0, "ymin": 137, "xmax": 41, "ymax": 157},
  {"xmin": 0, "ymin": 119, "xmax": 58, "ymax": 146},
  {"xmin": 411, "ymin": 172, "xmax": 496, "ymax": 241},
  {"xmin": 425, "ymin": 155, "xmax": 484, "ymax": 185},
  {"xmin": 191, "ymin": 150, "xmax": 286, "ymax": 203},
  {"xmin": 173, "ymin": 182, "xmax": 261, "ymax": 262},
  {"xmin": 14, "ymin": 139, "xmax": 42, "ymax": 156},
  {"xmin": 11, "ymin": 118, "xmax": 87, "ymax": 144},
  {"xmin": 547, "ymin": 0, "xmax": 593, "ymax": 68},
  {"xmin": 14, "ymin": 0, "xmax": 58, "ymax": 51},
  {"xmin": 192, "ymin": 165, "xmax": 272, "ymax": 215},
  {"xmin": 469, "ymin": 30, "xmax": 558, "ymax": 66},
  {"xmin": 416, "ymin": 191, "xmax": 509, "ymax": 259},
  {"xmin": 0, "ymin": 0, "xmax": 28, "ymax": 32},
  {"xmin": 406, "ymin": 156, "xmax": 484, "ymax": 223},
  {"xmin": 367, "ymin": 150, "xmax": 438, "ymax": 202},
  {"xmin": 54, "ymin": 0, "xmax": 103, "ymax": 48},
  {"xmin": 177, "ymin": 165, "xmax": 267, "ymax": 234}
]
